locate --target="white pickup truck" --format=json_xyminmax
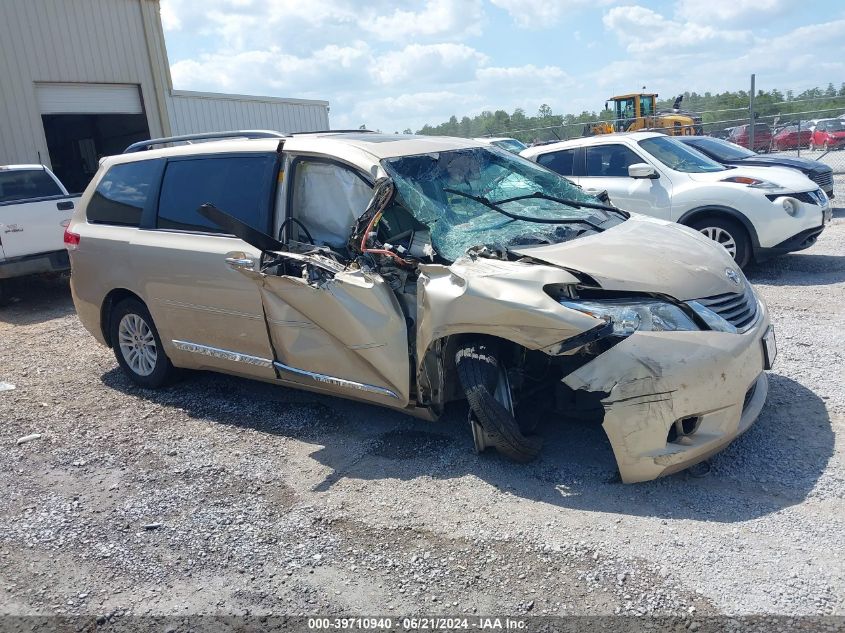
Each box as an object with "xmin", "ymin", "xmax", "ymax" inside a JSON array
[{"xmin": 0, "ymin": 165, "xmax": 78, "ymax": 302}]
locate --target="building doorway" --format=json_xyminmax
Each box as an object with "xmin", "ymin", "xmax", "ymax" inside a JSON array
[{"xmin": 41, "ymin": 113, "xmax": 150, "ymax": 193}]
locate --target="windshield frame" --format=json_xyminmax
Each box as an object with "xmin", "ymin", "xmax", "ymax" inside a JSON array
[{"xmin": 638, "ymin": 136, "xmax": 727, "ymax": 173}]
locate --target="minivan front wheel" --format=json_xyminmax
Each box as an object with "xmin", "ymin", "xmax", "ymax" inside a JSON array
[
  {"xmin": 455, "ymin": 341, "xmax": 542, "ymax": 463},
  {"xmin": 110, "ymin": 299, "xmax": 175, "ymax": 388},
  {"xmin": 689, "ymin": 217, "xmax": 751, "ymax": 268}
]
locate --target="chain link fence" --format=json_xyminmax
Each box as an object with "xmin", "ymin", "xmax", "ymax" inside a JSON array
[{"xmin": 503, "ymin": 95, "xmax": 845, "ymax": 175}]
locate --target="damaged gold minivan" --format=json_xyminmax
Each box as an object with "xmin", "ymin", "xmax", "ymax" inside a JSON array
[{"xmin": 67, "ymin": 131, "xmax": 776, "ymax": 483}]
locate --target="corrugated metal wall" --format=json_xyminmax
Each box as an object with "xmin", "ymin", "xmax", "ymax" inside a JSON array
[
  {"xmin": 0, "ymin": 0, "xmax": 330, "ymax": 168},
  {"xmin": 167, "ymin": 91, "xmax": 330, "ymax": 136},
  {"xmin": 0, "ymin": 0, "xmax": 167, "ymax": 166}
]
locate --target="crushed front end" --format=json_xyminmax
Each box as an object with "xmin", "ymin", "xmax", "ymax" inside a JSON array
[{"xmin": 558, "ymin": 287, "xmax": 772, "ymax": 483}]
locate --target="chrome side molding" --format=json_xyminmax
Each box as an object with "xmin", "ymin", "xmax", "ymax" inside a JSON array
[
  {"xmin": 171, "ymin": 340, "xmax": 274, "ymax": 368},
  {"xmin": 273, "ymin": 361, "xmax": 399, "ymax": 399},
  {"xmin": 171, "ymin": 339, "xmax": 398, "ymax": 399}
]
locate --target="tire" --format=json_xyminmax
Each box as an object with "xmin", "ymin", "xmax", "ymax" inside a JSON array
[
  {"xmin": 109, "ymin": 298, "xmax": 175, "ymax": 388},
  {"xmin": 688, "ymin": 216, "xmax": 751, "ymax": 268},
  {"xmin": 455, "ymin": 342, "xmax": 542, "ymax": 463}
]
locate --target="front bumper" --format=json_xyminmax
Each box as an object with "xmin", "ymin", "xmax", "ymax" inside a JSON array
[
  {"xmin": 562, "ymin": 304, "xmax": 771, "ymax": 483},
  {"xmin": 752, "ymin": 194, "xmax": 829, "ymax": 254},
  {"xmin": 755, "ymin": 224, "xmax": 827, "ymax": 261}
]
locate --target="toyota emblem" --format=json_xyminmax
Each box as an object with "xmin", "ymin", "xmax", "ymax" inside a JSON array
[{"xmin": 726, "ymin": 268, "xmax": 741, "ymax": 286}]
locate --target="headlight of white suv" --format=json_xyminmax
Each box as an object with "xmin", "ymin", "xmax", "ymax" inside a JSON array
[
  {"xmin": 721, "ymin": 175, "xmax": 784, "ymax": 190},
  {"xmin": 559, "ymin": 299, "xmax": 698, "ymax": 336}
]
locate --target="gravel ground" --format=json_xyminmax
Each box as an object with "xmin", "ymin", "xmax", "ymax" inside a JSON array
[{"xmin": 1, "ymin": 194, "xmax": 843, "ymax": 624}]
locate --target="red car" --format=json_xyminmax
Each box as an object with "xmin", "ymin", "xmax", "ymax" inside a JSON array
[
  {"xmin": 728, "ymin": 123, "xmax": 772, "ymax": 152},
  {"xmin": 772, "ymin": 125, "xmax": 812, "ymax": 150},
  {"xmin": 810, "ymin": 119, "xmax": 845, "ymax": 150}
]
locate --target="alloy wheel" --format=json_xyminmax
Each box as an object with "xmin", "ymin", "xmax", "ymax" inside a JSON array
[
  {"xmin": 117, "ymin": 313, "xmax": 158, "ymax": 376},
  {"xmin": 699, "ymin": 226, "xmax": 737, "ymax": 260},
  {"xmin": 493, "ymin": 365, "xmax": 515, "ymax": 416}
]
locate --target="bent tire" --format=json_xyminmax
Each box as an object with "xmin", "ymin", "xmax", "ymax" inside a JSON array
[
  {"xmin": 109, "ymin": 298, "xmax": 175, "ymax": 388},
  {"xmin": 455, "ymin": 342, "xmax": 542, "ymax": 463},
  {"xmin": 688, "ymin": 216, "xmax": 751, "ymax": 268}
]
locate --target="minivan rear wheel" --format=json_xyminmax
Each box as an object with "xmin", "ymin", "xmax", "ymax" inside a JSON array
[
  {"xmin": 455, "ymin": 341, "xmax": 542, "ymax": 463},
  {"xmin": 689, "ymin": 216, "xmax": 751, "ymax": 268},
  {"xmin": 110, "ymin": 299, "xmax": 175, "ymax": 388}
]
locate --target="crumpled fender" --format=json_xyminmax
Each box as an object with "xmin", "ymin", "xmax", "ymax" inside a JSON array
[{"xmin": 416, "ymin": 257, "xmax": 600, "ymax": 366}]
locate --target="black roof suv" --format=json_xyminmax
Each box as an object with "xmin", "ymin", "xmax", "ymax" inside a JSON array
[{"xmin": 679, "ymin": 135, "xmax": 834, "ymax": 199}]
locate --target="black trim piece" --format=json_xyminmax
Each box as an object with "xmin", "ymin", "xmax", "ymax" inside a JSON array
[
  {"xmin": 138, "ymin": 158, "xmax": 167, "ymax": 230},
  {"xmin": 764, "ymin": 190, "xmax": 821, "ymax": 205},
  {"xmin": 551, "ymin": 321, "xmax": 615, "ymax": 355},
  {"xmin": 677, "ymin": 205, "xmax": 761, "ymax": 249}
]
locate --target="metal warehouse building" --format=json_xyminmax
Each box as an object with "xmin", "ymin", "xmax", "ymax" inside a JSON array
[{"xmin": 0, "ymin": 0, "xmax": 330, "ymax": 192}]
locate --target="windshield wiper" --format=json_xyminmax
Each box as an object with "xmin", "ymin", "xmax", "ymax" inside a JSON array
[
  {"xmin": 494, "ymin": 191, "xmax": 629, "ymax": 219},
  {"xmin": 443, "ymin": 188, "xmax": 605, "ymax": 231}
]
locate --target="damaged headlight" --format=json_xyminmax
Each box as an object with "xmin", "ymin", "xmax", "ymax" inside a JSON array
[
  {"xmin": 686, "ymin": 301, "xmax": 738, "ymax": 334},
  {"xmin": 559, "ymin": 299, "xmax": 698, "ymax": 336}
]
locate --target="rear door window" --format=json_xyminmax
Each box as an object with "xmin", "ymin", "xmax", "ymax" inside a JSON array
[
  {"xmin": 0, "ymin": 169, "xmax": 62, "ymax": 203},
  {"xmin": 157, "ymin": 154, "xmax": 277, "ymax": 234},
  {"xmin": 585, "ymin": 144, "xmax": 643, "ymax": 177},
  {"xmin": 537, "ymin": 149, "xmax": 576, "ymax": 176},
  {"xmin": 87, "ymin": 160, "xmax": 159, "ymax": 226}
]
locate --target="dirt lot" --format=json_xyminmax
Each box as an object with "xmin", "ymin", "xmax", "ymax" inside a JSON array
[{"xmin": 1, "ymin": 199, "xmax": 843, "ymax": 625}]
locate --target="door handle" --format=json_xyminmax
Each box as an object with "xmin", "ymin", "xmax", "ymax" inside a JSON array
[
  {"xmin": 225, "ymin": 256, "xmax": 255, "ymax": 270},
  {"xmin": 56, "ymin": 200, "xmax": 74, "ymax": 211}
]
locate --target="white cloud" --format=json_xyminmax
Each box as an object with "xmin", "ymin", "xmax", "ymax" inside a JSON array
[
  {"xmin": 170, "ymin": 42, "xmax": 374, "ymax": 97},
  {"xmin": 374, "ymin": 44, "xmax": 488, "ymax": 85},
  {"xmin": 363, "ymin": 0, "xmax": 485, "ymax": 41},
  {"xmin": 159, "ymin": 0, "xmax": 844, "ymax": 134},
  {"xmin": 675, "ymin": 0, "xmax": 791, "ymax": 24},
  {"xmin": 490, "ymin": 0, "xmax": 612, "ymax": 29},
  {"xmin": 603, "ymin": 5, "xmax": 752, "ymax": 54},
  {"xmin": 159, "ymin": 0, "xmax": 182, "ymax": 30}
]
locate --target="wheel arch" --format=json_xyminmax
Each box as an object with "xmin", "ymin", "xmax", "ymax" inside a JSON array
[
  {"xmin": 417, "ymin": 333, "xmax": 535, "ymax": 412},
  {"xmin": 677, "ymin": 205, "xmax": 760, "ymax": 250},
  {"xmin": 100, "ymin": 288, "xmax": 145, "ymax": 348}
]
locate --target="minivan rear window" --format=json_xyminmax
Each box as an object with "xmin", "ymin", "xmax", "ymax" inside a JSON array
[
  {"xmin": 157, "ymin": 155, "xmax": 277, "ymax": 234},
  {"xmin": 87, "ymin": 160, "xmax": 159, "ymax": 226}
]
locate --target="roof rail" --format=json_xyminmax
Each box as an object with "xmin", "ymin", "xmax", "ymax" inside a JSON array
[
  {"xmin": 286, "ymin": 129, "xmax": 376, "ymax": 135},
  {"xmin": 123, "ymin": 130, "xmax": 286, "ymax": 153}
]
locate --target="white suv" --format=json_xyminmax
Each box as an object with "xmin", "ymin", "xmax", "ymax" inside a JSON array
[{"xmin": 521, "ymin": 132, "xmax": 832, "ymax": 267}]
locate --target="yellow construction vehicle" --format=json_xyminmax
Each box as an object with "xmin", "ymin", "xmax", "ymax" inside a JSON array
[{"xmin": 585, "ymin": 93, "xmax": 697, "ymax": 136}]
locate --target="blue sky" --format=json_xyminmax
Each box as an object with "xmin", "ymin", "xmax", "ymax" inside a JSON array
[{"xmin": 159, "ymin": 0, "xmax": 845, "ymax": 133}]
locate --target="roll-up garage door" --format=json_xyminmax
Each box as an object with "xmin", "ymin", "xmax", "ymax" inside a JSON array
[{"xmin": 35, "ymin": 83, "xmax": 143, "ymax": 115}]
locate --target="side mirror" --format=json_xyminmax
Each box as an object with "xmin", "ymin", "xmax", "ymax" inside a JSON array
[{"xmin": 628, "ymin": 163, "xmax": 658, "ymax": 179}]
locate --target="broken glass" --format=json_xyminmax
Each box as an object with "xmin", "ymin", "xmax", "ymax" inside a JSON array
[{"xmin": 382, "ymin": 146, "xmax": 624, "ymax": 261}]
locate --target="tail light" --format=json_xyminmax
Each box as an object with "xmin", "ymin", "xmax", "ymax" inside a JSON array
[{"xmin": 63, "ymin": 227, "xmax": 80, "ymax": 250}]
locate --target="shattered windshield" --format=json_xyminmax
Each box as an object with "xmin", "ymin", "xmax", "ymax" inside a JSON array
[
  {"xmin": 638, "ymin": 136, "xmax": 726, "ymax": 173},
  {"xmin": 381, "ymin": 146, "xmax": 623, "ymax": 261}
]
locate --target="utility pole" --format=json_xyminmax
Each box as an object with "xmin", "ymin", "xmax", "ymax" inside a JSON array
[{"xmin": 749, "ymin": 74, "xmax": 756, "ymax": 151}]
